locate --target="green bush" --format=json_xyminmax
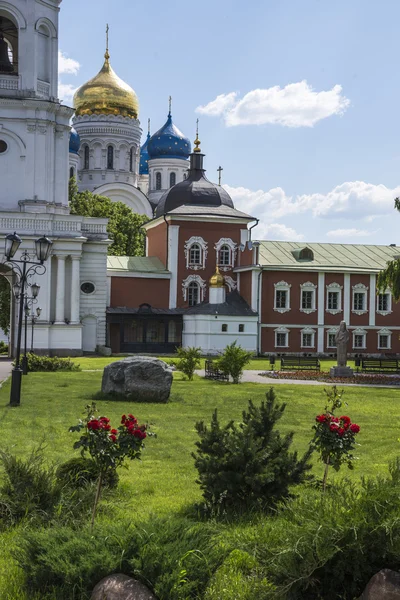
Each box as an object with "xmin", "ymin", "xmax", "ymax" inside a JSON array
[
  {"xmin": 0, "ymin": 447, "xmax": 60, "ymax": 525},
  {"xmin": 56, "ymin": 457, "xmax": 119, "ymax": 490},
  {"xmin": 26, "ymin": 353, "xmax": 80, "ymax": 372},
  {"xmin": 193, "ymin": 388, "xmax": 313, "ymax": 512},
  {"xmin": 216, "ymin": 341, "xmax": 253, "ymax": 383},
  {"xmin": 0, "ymin": 340, "xmax": 8, "ymax": 354},
  {"xmin": 176, "ymin": 346, "xmax": 202, "ymax": 381}
]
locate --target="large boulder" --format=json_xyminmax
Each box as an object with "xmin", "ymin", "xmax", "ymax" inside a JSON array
[
  {"xmin": 101, "ymin": 356, "xmax": 172, "ymax": 403},
  {"xmin": 91, "ymin": 573, "xmax": 157, "ymax": 600},
  {"xmin": 359, "ymin": 569, "xmax": 400, "ymax": 599}
]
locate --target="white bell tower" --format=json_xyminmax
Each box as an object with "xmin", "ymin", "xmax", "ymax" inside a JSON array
[{"xmin": 0, "ymin": 0, "xmax": 73, "ymax": 213}]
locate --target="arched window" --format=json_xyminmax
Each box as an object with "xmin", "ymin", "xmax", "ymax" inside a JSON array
[
  {"xmin": 170, "ymin": 172, "xmax": 176, "ymax": 187},
  {"xmin": 69, "ymin": 167, "xmax": 74, "ymax": 179},
  {"xmin": 219, "ymin": 245, "xmax": 231, "ymax": 266},
  {"xmin": 156, "ymin": 172, "xmax": 162, "ymax": 190},
  {"xmin": 0, "ymin": 16, "xmax": 18, "ymax": 74},
  {"xmin": 129, "ymin": 148, "xmax": 133, "ymax": 172},
  {"xmin": 37, "ymin": 25, "xmax": 50, "ymax": 83},
  {"xmin": 83, "ymin": 145, "xmax": 90, "ymax": 170},
  {"xmin": 189, "ymin": 243, "xmax": 201, "ymax": 266},
  {"xmin": 183, "ymin": 173, "xmax": 187, "ymax": 180},
  {"xmin": 188, "ymin": 282, "xmax": 200, "ymax": 306},
  {"xmin": 107, "ymin": 146, "xmax": 114, "ymax": 170}
]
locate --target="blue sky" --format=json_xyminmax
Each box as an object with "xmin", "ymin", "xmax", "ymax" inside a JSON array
[{"xmin": 59, "ymin": 0, "xmax": 400, "ymax": 244}]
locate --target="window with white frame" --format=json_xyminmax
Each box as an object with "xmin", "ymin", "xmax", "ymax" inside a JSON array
[
  {"xmin": 352, "ymin": 328, "xmax": 367, "ymax": 349},
  {"xmin": 156, "ymin": 172, "xmax": 162, "ymax": 190},
  {"xmin": 326, "ymin": 282, "xmax": 342, "ymax": 314},
  {"xmin": 377, "ymin": 292, "xmax": 392, "ymax": 315},
  {"xmin": 352, "ymin": 284, "xmax": 368, "ymax": 314},
  {"xmin": 184, "ymin": 236, "xmax": 208, "ymax": 270},
  {"xmin": 170, "ymin": 172, "xmax": 176, "ymax": 187},
  {"xmin": 182, "ymin": 274, "xmax": 206, "ymax": 304},
  {"xmin": 275, "ymin": 328, "xmax": 289, "ymax": 348},
  {"xmin": 300, "ymin": 282, "xmax": 317, "ymax": 313},
  {"xmin": 274, "ymin": 281, "xmax": 291, "ymax": 313},
  {"xmin": 301, "ymin": 328, "xmax": 315, "ymax": 348},
  {"xmin": 378, "ymin": 329, "xmax": 392, "ymax": 350},
  {"xmin": 327, "ymin": 330, "xmax": 337, "ymax": 348},
  {"xmin": 214, "ymin": 238, "xmax": 237, "ymax": 271}
]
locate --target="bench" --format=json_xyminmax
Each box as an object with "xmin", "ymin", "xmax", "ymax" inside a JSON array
[
  {"xmin": 281, "ymin": 357, "xmax": 321, "ymax": 371},
  {"xmin": 205, "ymin": 360, "xmax": 229, "ymax": 381},
  {"xmin": 361, "ymin": 358, "xmax": 400, "ymax": 373}
]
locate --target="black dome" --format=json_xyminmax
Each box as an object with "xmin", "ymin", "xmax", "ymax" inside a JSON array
[{"xmin": 155, "ymin": 152, "xmax": 234, "ymax": 218}]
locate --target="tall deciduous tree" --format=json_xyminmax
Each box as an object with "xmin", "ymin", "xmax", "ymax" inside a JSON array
[
  {"xmin": 377, "ymin": 197, "xmax": 400, "ymax": 300},
  {"xmin": 68, "ymin": 178, "xmax": 149, "ymax": 257}
]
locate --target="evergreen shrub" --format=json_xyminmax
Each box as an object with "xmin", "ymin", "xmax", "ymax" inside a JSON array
[
  {"xmin": 0, "ymin": 340, "xmax": 8, "ymax": 354},
  {"xmin": 56, "ymin": 457, "xmax": 119, "ymax": 490},
  {"xmin": 216, "ymin": 341, "xmax": 253, "ymax": 383},
  {"xmin": 176, "ymin": 346, "xmax": 202, "ymax": 381},
  {"xmin": 193, "ymin": 387, "xmax": 313, "ymax": 511},
  {"xmin": 25, "ymin": 353, "xmax": 80, "ymax": 372}
]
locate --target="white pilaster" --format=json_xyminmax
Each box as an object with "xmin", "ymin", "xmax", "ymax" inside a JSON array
[
  {"xmin": 70, "ymin": 255, "xmax": 81, "ymax": 324},
  {"xmin": 317, "ymin": 272, "xmax": 325, "ymax": 353},
  {"xmin": 369, "ymin": 274, "xmax": 376, "ymax": 327},
  {"xmin": 55, "ymin": 255, "xmax": 66, "ymax": 324},
  {"xmin": 168, "ymin": 225, "xmax": 180, "ymax": 309},
  {"xmin": 344, "ymin": 274, "xmax": 351, "ymax": 325},
  {"xmin": 251, "ymin": 269, "xmax": 260, "ymax": 312}
]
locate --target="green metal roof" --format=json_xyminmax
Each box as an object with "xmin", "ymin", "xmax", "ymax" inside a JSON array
[
  {"xmin": 256, "ymin": 241, "xmax": 400, "ymax": 273},
  {"xmin": 107, "ymin": 256, "xmax": 169, "ymax": 273}
]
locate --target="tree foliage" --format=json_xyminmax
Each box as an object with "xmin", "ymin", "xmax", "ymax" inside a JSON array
[
  {"xmin": 377, "ymin": 196, "xmax": 400, "ymax": 300},
  {"xmin": 193, "ymin": 387, "xmax": 313, "ymax": 511},
  {"xmin": 176, "ymin": 346, "xmax": 202, "ymax": 381},
  {"xmin": 0, "ymin": 276, "xmax": 10, "ymax": 336},
  {"xmin": 68, "ymin": 178, "xmax": 149, "ymax": 256},
  {"xmin": 217, "ymin": 341, "xmax": 253, "ymax": 384}
]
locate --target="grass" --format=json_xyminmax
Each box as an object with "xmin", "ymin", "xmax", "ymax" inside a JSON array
[
  {"xmin": 72, "ymin": 355, "xmax": 354, "ymax": 372},
  {"xmin": 0, "ymin": 371, "xmax": 398, "ymax": 598}
]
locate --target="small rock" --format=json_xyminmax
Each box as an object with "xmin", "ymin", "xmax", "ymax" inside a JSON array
[
  {"xmin": 359, "ymin": 569, "xmax": 400, "ymax": 599},
  {"xmin": 91, "ymin": 573, "xmax": 157, "ymax": 600},
  {"xmin": 101, "ymin": 356, "xmax": 172, "ymax": 403}
]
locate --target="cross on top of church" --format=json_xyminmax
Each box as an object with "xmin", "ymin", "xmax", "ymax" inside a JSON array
[{"xmin": 217, "ymin": 166, "xmax": 223, "ymax": 185}]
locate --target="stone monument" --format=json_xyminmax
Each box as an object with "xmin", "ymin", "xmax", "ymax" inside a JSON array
[{"xmin": 330, "ymin": 321, "xmax": 354, "ymax": 377}]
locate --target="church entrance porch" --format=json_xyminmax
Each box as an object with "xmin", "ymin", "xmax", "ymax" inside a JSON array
[{"xmin": 107, "ymin": 305, "xmax": 183, "ymax": 354}]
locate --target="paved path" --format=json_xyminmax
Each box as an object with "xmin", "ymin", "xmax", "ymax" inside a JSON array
[
  {"xmin": 0, "ymin": 360, "xmax": 12, "ymax": 384},
  {"xmin": 196, "ymin": 370, "xmax": 400, "ymax": 389}
]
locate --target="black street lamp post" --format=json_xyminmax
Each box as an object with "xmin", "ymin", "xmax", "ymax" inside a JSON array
[
  {"xmin": 21, "ymin": 283, "xmax": 40, "ymax": 375},
  {"xmin": 3, "ymin": 233, "xmax": 52, "ymax": 406}
]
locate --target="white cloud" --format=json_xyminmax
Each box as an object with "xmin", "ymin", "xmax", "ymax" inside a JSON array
[
  {"xmin": 196, "ymin": 81, "xmax": 350, "ymax": 127},
  {"xmin": 258, "ymin": 223, "xmax": 305, "ymax": 241},
  {"xmin": 58, "ymin": 51, "xmax": 80, "ymax": 75},
  {"xmin": 326, "ymin": 228, "xmax": 377, "ymax": 238},
  {"xmin": 224, "ymin": 181, "xmax": 400, "ymax": 221},
  {"xmin": 58, "ymin": 82, "xmax": 77, "ymax": 103}
]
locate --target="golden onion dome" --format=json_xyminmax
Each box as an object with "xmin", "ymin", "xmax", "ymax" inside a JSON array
[
  {"xmin": 209, "ymin": 266, "xmax": 225, "ymax": 288},
  {"xmin": 73, "ymin": 51, "xmax": 139, "ymax": 119}
]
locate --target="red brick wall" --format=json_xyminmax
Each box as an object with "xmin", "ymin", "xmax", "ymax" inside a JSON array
[
  {"xmin": 324, "ymin": 273, "xmax": 344, "ymax": 326},
  {"xmin": 147, "ymin": 222, "xmax": 167, "ymax": 267},
  {"xmin": 110, "ymin": 277, "xmax": 170, "ymax": 309},
  {"xmin": 239, "ymin": 271, "xmax": 252, "ymax": 307},
  {"xmin": 350, "ymin": 274, "xmax": 370, "ymax": 327},
  {"xmin": 261, "ymin": 271, "xmax": 319, "ymax": 325}
]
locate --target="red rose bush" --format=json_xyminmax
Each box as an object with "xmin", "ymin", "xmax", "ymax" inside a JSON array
[{"xmin": 312, "ymin": 387, "xmax": 361, "ymax": 491}]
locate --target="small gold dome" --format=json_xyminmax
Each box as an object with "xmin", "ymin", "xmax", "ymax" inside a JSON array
[
  {"xmin": 73, "ymin": 53, "xmax": 139, "ymax": 119},
  {"xmin": 209, "ymin": 266, "xmax": 224, "ymax": 288}
]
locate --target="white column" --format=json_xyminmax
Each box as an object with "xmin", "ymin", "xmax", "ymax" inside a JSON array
[
  {"xmin": 168, "ymin": 225, "xmax": 180, "ymax": 309},
  {"xmin": 55, "ymin": 255, "xmax": 66, "ymax": 324},
  {"xmin": 369, "ymin": 274, "xmax": 376, "ymax": 327},
  {"xmin": 344, "ymin": 274, "xmax": 351, "ymax": 325},
  {"xmin": 251, "ymin": 269, "xmax": 260, "ymax": 311},
  {"xmin": 317, "ymin": 272, "xmax": 325, "ymax": 353},
  {"xmin": 70, "ymin": 255, "xmax": 81, "ymax": 324}
]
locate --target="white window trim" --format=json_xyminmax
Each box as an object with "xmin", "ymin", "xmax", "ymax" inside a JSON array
[
  {"xmin": 326, "ymin": 327, "xmax": 338, "ymax": 348},
  {"xmin": 377, "ymin": 328, "xmax": 392, "ymax": 350},
  {"xmin": 352, "ymin": 283, "xmax": 368, "ymax": 315},
  {"xmin": 326, "ymin": 282, "xmax": 343, "ymax": 314},
  {"xmin": 275, "ymin": 327, "xmax": 289, "ymax": 348},
  {"xmin": 301, "ymin": 327, "xmax": 316, "ymax": 348},
  {"xmin": 224, "ymin": 275, "xmax": 237, "ymax": 292},
  {"xmin": 274, "ymin": 280, "xmax": 291, "ymax": 313},
  {"xmin": 377, "ymin": 290, "xmax": 392, "ymax": 316},
  {"xmin": 300, "ymin": 281, "xmax": 317, "ymax": 314},
  {"xmin": 184, "ymin": 236, "xmax": 208, "ymax": 270},
  {"xmin": 182, "ymin": 274, "xmax": 206, "ymax": 302},
  {"xmin": 352, "ymin": 327, "xmax": 367, "ymax": 349},
  {"xmin": 215, "ymin": 238, "xmax": 237, "ymax": 271}
]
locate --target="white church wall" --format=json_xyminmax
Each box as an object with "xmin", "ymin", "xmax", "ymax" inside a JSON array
[
  {"xmin": 183, "ymin": 314, "xmax": 258, "ymax": 354},
  {"xmin": 148, "ymin": 157, "xmax": 189, "ymax": 206},
  {"xmin": 79, "ymin": 241, "xmax": 109, "ymax": 349}
]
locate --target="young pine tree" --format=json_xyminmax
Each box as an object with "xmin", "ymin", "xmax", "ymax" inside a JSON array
[{"xmin": 193, "ymin": 387, "xmax": 313, "ymax": 511}]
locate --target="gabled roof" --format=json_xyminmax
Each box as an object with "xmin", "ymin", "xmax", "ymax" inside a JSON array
[
  {"xmin": 167, "ymin": 204, "xmax": 254, "ymax": 220},
  {"xmin": 185, "ymin": 290, "xmax": 257, "ymax": 316},
  {"xmin": 107, "ymin": 256, "xmax": 169, "ymax": 273},
  {"xmin": 256, "ymin": 241, "xmax": 400, "ymax": 273}
]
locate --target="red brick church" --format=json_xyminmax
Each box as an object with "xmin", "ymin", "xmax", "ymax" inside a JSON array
[{"xmin": 106, "ymin": 138, "xmax": 400, "ymax": 357}]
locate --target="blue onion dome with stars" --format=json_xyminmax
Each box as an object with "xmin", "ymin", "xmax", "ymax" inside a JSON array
[
  {"xmin": 139, "ymin": 131, "xmax": 151, "ymax": 175},
  {"xmin": 69, "ymin": 128, "xmax": 81, "ymax": 155},
  {"xmin": 147, "ymin": 111, "xmax": 191, "ymax": 160}
]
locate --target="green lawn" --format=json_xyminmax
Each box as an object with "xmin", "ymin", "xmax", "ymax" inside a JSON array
[
  {"xmin": 72, "ymin": 355, "xmax": 353, "ymax": 372},
  {"xmin": 0, "ymin": 371, "xmax": 398, "ymax": 598}
]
